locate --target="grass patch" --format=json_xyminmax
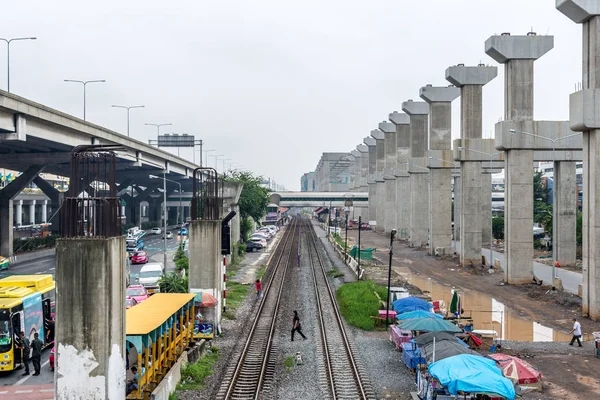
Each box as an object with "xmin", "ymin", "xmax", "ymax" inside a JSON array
[
  {"xmin": 256, "ymin": 264, "xmax": 267, "ymax": 280},
  {"xmin": 283, "ymin": 355, "xmax": 295, "ymax": 372},
  {"xmin": 332, "ymin": 233, "xmax": 348, "ymax": 251},
  {"xmin": 336, "ymin": 280, "xmax": 388, "ymax": 331},
  {"xmin": 223, "ymin": 281, "xmax": 250, "ymax": 320},
  {"xmin": 327, "ymin": 269, "xmax": 345, "ymax": 278},
  {"xmin": 177, "ymin": 346, "xmax": 220, "ymax": 390}
]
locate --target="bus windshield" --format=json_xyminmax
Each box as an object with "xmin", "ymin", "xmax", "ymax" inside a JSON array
[{"xmin": 0, "ymin": 314, "xmax": 12, "ymax": 352}]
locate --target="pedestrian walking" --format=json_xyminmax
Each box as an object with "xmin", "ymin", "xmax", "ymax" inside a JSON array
[
  {"xmin": 255, "ymin": 279, "xmax": 262, "ymax": 300},
  {"xmin": 291, "ymin": 310, "xmax": 306, "ymax": 341},
  {"xmin": 31, "ymin": 332, "xmax": 43, "ymax": 375},
  {"xmin": 569, "ymin": 318, "xmax": 583, "ymax": 347},
  {"xmin": 17, "ymin": 332, "xmax": 30, "ymax": 375}
]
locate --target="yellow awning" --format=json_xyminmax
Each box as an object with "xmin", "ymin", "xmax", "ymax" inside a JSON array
[{"xmin": 126, "ymin": 293, "xmax": 195, "ymax": 336}]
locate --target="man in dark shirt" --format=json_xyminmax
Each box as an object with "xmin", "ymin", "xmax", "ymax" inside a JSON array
[
  {"xmin": 17, "ymin": 332, "xmax": 30, "ymax": 376},
  {"xmin": 31, "ymin": 332, "xmax": 43, "ymax": 376}
]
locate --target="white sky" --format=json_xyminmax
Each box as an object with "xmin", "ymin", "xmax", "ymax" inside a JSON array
[{"xmin": 1, "ymin": 0, "xmax": 582, "ymax": 190}]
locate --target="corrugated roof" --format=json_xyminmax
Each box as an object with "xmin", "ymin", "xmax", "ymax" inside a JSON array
[{"xmin": 126, "ymin": 293, "xmax": 194, "ymax": 336}]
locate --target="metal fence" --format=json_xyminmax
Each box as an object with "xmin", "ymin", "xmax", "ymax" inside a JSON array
[{"xmin": 60, "ymin": 145, "xmax": 122, "ymax": 238}]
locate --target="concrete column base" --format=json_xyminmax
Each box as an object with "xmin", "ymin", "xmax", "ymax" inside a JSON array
[
  {"xmin": 384, "ymin": 177, "xmax": 397, "ymax": 233},
  {"xmin": 429, "ymin": 169, "xmax": 452, "ymax": 255},
  {"xmin": 481, "ymin": 173, "xmax": 492, "ymax": 246},
  {"xmin": 460, "ymin": 162, "xmax": 482, "ymax": 266},
  {"xmin": 56, "ymin": 237, "xmax": 126, "ymax": 399},
  {"xmin": 396, "ymin": 177, "xmax": 410, "ymax": 239},
  {"xmin": 409, "ymin": 173, "xmax": 429, "ymax": 247},
  {"xmin": 555, "ymin": 161, "xmax": 577, "ymax": 267}
]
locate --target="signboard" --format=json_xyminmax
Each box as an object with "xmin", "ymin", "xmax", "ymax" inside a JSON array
[
  {"xmin": 23, "ymin": 292, "xmax": 44, "ymax": 343},
  {"xmin": 157, "ymin": 134, "xmax": 195, "ymax": 147},
  {"xmin": 194, "ymin": 323, "xmax": 214, "ymax": 339}
]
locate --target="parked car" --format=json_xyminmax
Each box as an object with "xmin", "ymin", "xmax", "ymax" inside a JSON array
[
  {"xmin": 49, "ymin": 346, "xmax": 55, "ymax": 371},
  {"xmin": 253, "ymin": 231, "xmax": 271, "ymax": 240},
  {"xmin": 245, "ymin": 241, "xmax": 264, "ymax": 252},
  {"xmin": 162, "ymin": 231, "xmax": 174, "ymax": 240},
  {"xmin": 130, "ymin": 251, "xmax": 148, "ymax": 264},
  {"xmin": 150, "ymin": 227, "xmax": 162, "ymax": 235},
  {"xmin": 126, "ymin": 297, "xmax": 138, "ymax": 309},
  {"xmin": 126, "ymin": 285, "xmax": 150, "ymax": 303},
  {"xmin": 262, "ymin": 226, "xmax": 278, "ymax": 235},
  {"xmin": 249, "ymin": 237, "xmax": 267, "ymax": 247}
]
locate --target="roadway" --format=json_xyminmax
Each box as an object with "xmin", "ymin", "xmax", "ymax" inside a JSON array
[{"xmin": 0, "ymin": 229, "xmax": 181, "ymax": 389}]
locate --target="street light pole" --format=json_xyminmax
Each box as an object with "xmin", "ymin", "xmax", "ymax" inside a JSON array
[
  {"xmin": 509, "ymin": 129, "xmax": 580, "ymax": 290},
  {"xmin": 386, "ymin": 229, "xmax": 397, "ymax": 329},
  {"xmin": 163, "ymin": 172, "xmax": 168, "ymax": 269},
  {"xmin": 203, "ymin": 150, "xmax": 215, "ymax": 167},
  {"xmin": 145, "ymin": 123, "xmax": 173, "ymax": 141},
  {"xmin": 0, "ymin": 37, "xmax": 36, "ymax": 92},
  {"xmin": 344, "ymin": 213, "xmax": 349, "ymax": 264},
  {"xmin": 357, "ymin": 216, "xmax": 362, "ymax": 280},
  {"xmin": 64, "ymin": 79, "xmax": 106, "ymax": 120},
  {"xmin": 458, "ymin": 147, "xmax": 502, "ymax": 269},
  {"xmin": 112, "ymin": 105, "xmax": 145, "ymax": 137}
]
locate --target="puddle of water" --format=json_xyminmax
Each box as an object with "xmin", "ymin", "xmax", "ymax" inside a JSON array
[{"xmin": 398, "ymin": 270, "xmax": 589, "ymax": 342}]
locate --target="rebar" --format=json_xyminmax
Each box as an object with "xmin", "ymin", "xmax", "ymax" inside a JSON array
[{"xmin": 191, "ymin": 167, "xmax": 222, "ymax": 220}]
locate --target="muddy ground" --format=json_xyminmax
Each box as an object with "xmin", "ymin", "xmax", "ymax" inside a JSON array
[{"xmin": 345, "ymin": 228, "xmax": 600, "ymax": 400}]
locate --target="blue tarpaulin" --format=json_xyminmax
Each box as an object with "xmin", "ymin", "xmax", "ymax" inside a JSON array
[
  {"xmin": 397, "ymin": 310, "xmax": 444, "ymax": 320},
  {"xmin": 428, "ymin": 354, "xmax": 516, "ymax": 399},
  {"xmin": 392, "ymin": 296, "xmax": 431, "ymax": 314}
]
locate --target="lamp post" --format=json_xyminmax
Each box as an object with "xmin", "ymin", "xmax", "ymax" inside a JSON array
[
  {"xmin": 222, "ymin": 158, "xmax": 231, "ymax": 175},
  {"xmin": 145, "ymin": 123, "xmax": 172, "ymax": 140},
  {"xmin": 112, "ymin": 105, "xmax": 144, "ymax": 137},
  {"xmin": 429, "ymin": 156, "xmax": 460, "ymax": 253},
  {"xmin": 457, "ymin": 147, "xmax": 502, "ymax": 269},
  {"xmin": 328, "ymin": 200, "xmax": 332, "ymax": 237},
  {"xmin": 150, "ymin": 174, "xmax": 182, "ymax": 227},
  {"xmin": 386, "ymin": 229, "xmax": 398, "ymax": 329},
  {"xmin": 203, "ymin": 149, "xmax": 215, "ymax": 167},
  {"xmin": 357, "ymin": 216, "xmax": 362, "ymax": 280},
  {"xmin": 64, "ymin": 79, "xmax": 106, "ymax": 120},
  {"xmin": 344, "ymin": 213, "xmax": 349, "ymax": 264},
  {"xmin": 509, "ymin": 129, "xmax": 581, "ymax": 290},
  {"xmin": 0, "ymin": 37, "xmax": 36, "ymax": 92}
]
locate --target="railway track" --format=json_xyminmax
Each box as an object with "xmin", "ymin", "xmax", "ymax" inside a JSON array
[
  {"xmin": 217, "ymin": 218, "xmax": 299, "ymax": 400},
  {"xmin": 305, "ymin": 219, "xmax": 375, "ymax": 400}
]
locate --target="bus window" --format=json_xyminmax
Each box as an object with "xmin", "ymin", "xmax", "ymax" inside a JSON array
[{"xmin": 11, "ymin": 313, "xmax": 21, "ymax": 363}]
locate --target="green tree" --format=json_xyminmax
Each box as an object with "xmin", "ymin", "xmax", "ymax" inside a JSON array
[
  {"xmin": 492, "ymin": 216, "xmax": 504, "ymax": 240},
  {"xmin": 224, "ymin": 170, "xmax": 270, "ymax": 226},
  {"xmin": 158, "ymin": 272, "xmax": 188, "ymax": 293},
  {"xmin": 533, "ymin": 171, "xmax": 552, "ymax": 238},
  {"xmin": 577, "ymin": 210, "xmax": 582, "ymax": 247},
  {"xmin": 533, "ymin": 171, "xmax": 550, "ymax": 203}
]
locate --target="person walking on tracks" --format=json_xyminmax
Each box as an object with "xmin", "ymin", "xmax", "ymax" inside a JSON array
[
  {"xmin": 31, "ymin": 332, "xmax": 43, "ymax": 375},
  {"xmin": 569, "ymin": 317, "xmax": 583, "ymax": 347},
  {"xmin": 291, "ymin": 310, "xmax": 307, "ymax": 341},
  {"xmin": 255, "ymin": 279, "xmax": 262, "ymax": 300}
]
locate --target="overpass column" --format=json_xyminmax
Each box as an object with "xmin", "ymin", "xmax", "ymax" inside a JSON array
[
  {"xmin": 402, "ymin": 100, "xmax": 430, "ymax": 247},
  {"xmin": 356, "ymin": 144, "xmax": 370, "ymax": 221},
  {"xmin": 379, "ymin": 121, "xmax": 397, "ymax": 234},
  {"xmin": 0, "ymin": 199, "xmax": 13, "ymax": 259},
  {"xmin": 453, "ymin": 175, "xmax": 461, "ymax": 245},
  {"xmin": 33, "ymin": 176, "xmax": 64, "ymax": 232},
  {"xmin": 481, "ymin": 173, "xmax": 492, "ymax": 247},
  {"xmin": 485, "ymin": 33, "xmax": 553, "ymax": 283},
  {"xmin": 446, "ymin": 64, "xmax": 497, "ymax": 266},
  {"xmin": 371, "ymin": 129, "xmax": 386, "ymax": 232},
  {"xmin": 420, "ymin": 84, "xmax": 460, "ymax": 256},
  {"xmin": 364, "ymin": 136, "xmax": 377, "ymax": 226},
  {"xmin": 41, "ymin": 200, "xmax": 48, "ymax": 223},
  {"xmin": 15, "ymin": 200, "xmax": 23, "ymax": 226},
  {"xmin": 557, "ymin": 1, "xmax": 600, "ymax": 318},
  {"xmin": 554, "ymin": 161, "xmax": 577, "ymax": 267},
  {"xmin": 29, "ymin": 200, "xmax": 36, "ymax": 225},
  {"xmin": 389, "ymin": 112, "xmax": 411, "ymax": 239}
]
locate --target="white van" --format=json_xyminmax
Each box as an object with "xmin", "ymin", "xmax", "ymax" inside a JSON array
[{"xmin": 138, "ymin": 263, "xmax": 164, "ymax": 293}]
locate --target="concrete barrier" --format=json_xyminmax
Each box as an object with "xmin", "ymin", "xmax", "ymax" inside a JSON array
[{"xmin": 11, "ymin": 248, "xmax": 56, "ymax": 265}]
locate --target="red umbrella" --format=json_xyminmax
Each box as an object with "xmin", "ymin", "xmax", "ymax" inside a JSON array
[
  {"xmin": 196, "ymin": 292, "xmax": 218, "ymax": 308},
  {"xmin": 489, "ymin": 353, "xmax": 542, "ymax": 388}
]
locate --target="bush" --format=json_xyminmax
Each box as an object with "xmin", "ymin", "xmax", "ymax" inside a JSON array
[
  {"xmin": 577, "ymin": 210, "xmax": 582, "ymax": 247},
  {"xmin": 141, "ymin": 221, "xmax": 159, "ymax": 230},
  {"xmin": 533, "ymin": 239, "xmax": 545, "ymax": 250},
  {"xmin": 13, "ymin": 235, "xmax": 57, "ymax": 254},
  {"xmin": 177, "ymin": 347, "xmax": 220, "ymax": 390},
  {"xmin": 492, "ymin": 217, "xmax": 504, "ymax": 240},
  {"xmin": 336, "ymin": 280, "xmax": 387, "ymax": 331},
  {"xmin": 175, "ymin": 257, "xmax": 189, "ymax": 272},
  {"xmin": 158, "ymin": 272, "xmax": 188, "ymax": 293}
]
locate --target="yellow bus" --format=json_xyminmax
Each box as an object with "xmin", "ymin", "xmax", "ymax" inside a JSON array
[{"xmin": 0, "ymin": 275, "xmax": 55, "ymax": 372}]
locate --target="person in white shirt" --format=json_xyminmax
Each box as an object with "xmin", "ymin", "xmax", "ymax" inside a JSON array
[{"xmin": 569, "ymin": 318, "xmax": 582, "ymax": 347}]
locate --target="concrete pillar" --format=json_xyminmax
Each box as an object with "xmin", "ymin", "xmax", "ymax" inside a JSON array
[
  {"xmin": 453, "ymin": 176, "xmax": 461, "ymax": 242},
  {"xmin": 446, "ymin": 64, "xmax": 497, "ymax": 266},
  {"xmin": 402, "ymin": 100, "xmax": 430, "ymax": 247},
  {"xmin": 420, "ymin": 85, "xmax": 460, "ymax": 255},
  {"xmin": 364, "ymin": 136, "xmax": 377, "ymax": 225},
  {"xmin": 0, "ymin": 198, "xmax": 13, "ymax": 258},
  {"xmin": 557, "ymin": 0, "xmax": 600, "ymax": 318},
  {"xmin": 379, "ymin": 121, "xmax": 397, "ymax": 233},
  {"xmin": 56, "ymin": 237, "xmax": 126, "ymax": 399},
  {"xmin": 189, "ymin": 220, "xmax": 223, "ymax": 328},
  {"xmin": 554, "ymin": 161, "xmax": 577, "ymax": 267},
  {"xmin": 29, "ymin": 200, "xmax": 36, "ymax": 225},
  {"xmin": 372, "ymin": 129, "xmax": 386, "ymax": 232},
  {"xmin": 481, "ymin": 173, "xmax": 492, "ymax": 246},
  {"xmin": 389, "ymin": 111, "xmax": 411, "ymax": 239},
  {"xmin": 15, "ymin": 200, "xmax": 22, "ymax": 226},
  {"xmin": 33, "ymin": 176, "xmax": 64, "ymax": 232},
  {"xmin": 485, "ymin": 33, "xmax": 553, "ymax": 283},
  {"xmin": 356, "ymin": 144, "xmax": 370, "ymax": 221},
  {"xmin": 41, "ymin": 200, "xmax": 48, "ymax": 223}
]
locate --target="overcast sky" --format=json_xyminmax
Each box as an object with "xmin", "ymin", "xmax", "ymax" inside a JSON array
[{"xmin": 1, "ymin": 0, "xmax": 582, "ymax": 190}]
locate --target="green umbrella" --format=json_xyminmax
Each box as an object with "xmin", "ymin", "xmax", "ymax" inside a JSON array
[
  {"xmin": 450, "ymin": 290, "xmax": 459, "ymax": 315},
  {"xmin": 399, "ymin": 317, "xmax": 462, "ymax": 333}
]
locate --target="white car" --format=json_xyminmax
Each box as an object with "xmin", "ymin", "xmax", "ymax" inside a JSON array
[
  {"xmin": 249, "ymin": 237, "xmax": 267, "ymax": 247},
  {"xmin": 262, "ymin": 226, "xmax": 277, "ymax": 235},
  {"xmin": 150, "ymin": 227, "xmax": 162, "ymax": 235},
  {"xmin": 254, "ymin": 232, "xmax": 271, "ymax": 240},
  {"xmin": 137, "ymin": 263, "xmax": 164, "ymax": 293}
]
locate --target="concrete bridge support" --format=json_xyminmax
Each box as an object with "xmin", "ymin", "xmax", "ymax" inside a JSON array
[
  {"xmin": 364, "ymin": 136, "xmax": 377, "ymax": 226},
  {"xmin": 485, "ymin": 33, "xmax": 554, "ymax": 283},
  {"xmin": 453, "ymin": 176, "xmax": 461, "ymax": 243},
  {"xmin": 379, "ymin": 121, "xmax": 398, "ymax": 234},
  {"xmin": 481, "ymin": 173, "xmax": 492, "ymax": 247},
  {"xmin": 56, "ymin": 237, "xmax": 126, "ymax": 399},
  {"xmin": 420, "ymin": 85, "xmax": 460, "ymax": 256},
  {"xmin": 389, "ymin": 112, "xmax": 411, "ymax": 240},
  {"xmin": 554, "ymin": 161, "xmax": 577, "ymax": 267},
  {"xmin": 372, "ymin": 129, "xmax": 386, "ymax": 232},
  {"xmin": 446, "ymin": 64, "xmax": 497, "ymax": 266},
  {"xmin": 402, "ymin": 100, "xmax": 430, "ymax": 247},
  {"xmin": 557, "ymin": 0, "xmax": 600, "ymax": 318}
]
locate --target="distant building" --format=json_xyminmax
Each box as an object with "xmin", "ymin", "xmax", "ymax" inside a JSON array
[
  {"xmin": 313, "ymin": 153, "xmax": 352, "ymax": 192},
  {"xmin": 300, "ymin": 172, "xmax": 316, "ymax": 192}
]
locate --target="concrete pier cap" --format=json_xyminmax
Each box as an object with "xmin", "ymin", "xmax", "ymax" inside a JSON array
[
  {"xmin": 402, "ymin": 100, "xmax": 430, "ymax": 116},
  {"xmin": 357, "ymin": 144, "xmax": 369, "ymax": 153},
  {"xmin": 445, "ymin": 64, "xmax": 498, "ymax": 87},
  {"xmin": 495, "ymin": 120, "xmax": 583, "ymax": 150},
  {"xmin": 371, "ymin": 129, "xmax": 385, "ymax": 140},
  {"xmin": 419, "ymin": 85, "xmax": 460, "ymax": 103},
  {"xmin": 351, "ymin": 149, "xmax": 361, "ymax": 158},
  {"xmin": 364, "ymin": 136, "xmax": 376, "ymax": 146},
  {"xmin": 379, "ymin": 121, "xmax": 396, "ymax": 133},
  {"xmin": 485, "ymin": 33, "xmax": 554, "ymax": 63},
  {"xmin": 389, "ymin": 111, "xmax": 410, "ymax": 125},
  {"xmin": 557, "ymin": 0, "xmax": 600, "ymax": 23}
]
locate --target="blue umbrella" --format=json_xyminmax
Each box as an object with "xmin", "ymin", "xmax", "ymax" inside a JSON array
[
  {"xmin": 392, "ymin": 296, "xmax": 431, "ymax": 314},
  {"xmin": 399, "ymin": 317, "xmax": 462, "ymax": 333},
  {"xmin": 397, "ymin": 310, "xmax": 444, "ymax": 320}
]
